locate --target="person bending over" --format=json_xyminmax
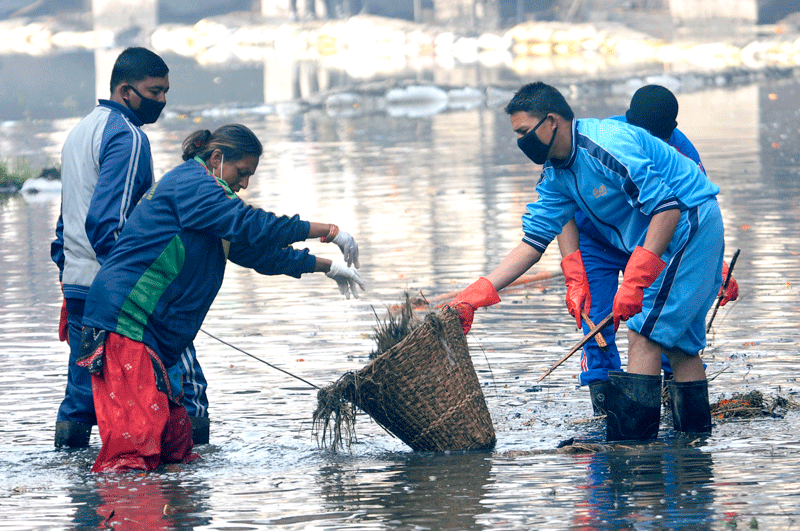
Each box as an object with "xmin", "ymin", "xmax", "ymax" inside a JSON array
[
  {"xmin": 564, "ymin": 85, "xmax": 737, "ymax": 415},
  {"xmin": 79, "ymin": 124, "xmax": 364, "ymax": 472},
  {"xmin": 450, "ymin": 82, "xmax": 724, "ymax": 442}
]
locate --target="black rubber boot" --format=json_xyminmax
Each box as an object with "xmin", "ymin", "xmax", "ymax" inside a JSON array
[
  {"xmin": 668, "ymin": 379, "xmax": 712, "ymax": 434},
  {"xmin": 190, "ymin": 416, "xmax": 210, "ymax": 445},
  {"xmin": 606, "ymin": 371, "xmax": 662, "ymax": 442},
  {"xmin": 589, "ymin": 380, "xmax": 609, "ymax": 416},
  {"xmin": 54, "ymin": 420, "xmax": 92, "ymax": 448}
]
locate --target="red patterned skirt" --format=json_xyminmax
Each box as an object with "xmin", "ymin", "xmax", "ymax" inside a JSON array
[{"xmin": 82, "ymin": 331, "xmax": 198, "ymax": 472}]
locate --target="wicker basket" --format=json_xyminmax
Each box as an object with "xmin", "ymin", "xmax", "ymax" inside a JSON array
[{"xmin": 314, "ymin": 307, "xmax": 496, "ymax": 452}]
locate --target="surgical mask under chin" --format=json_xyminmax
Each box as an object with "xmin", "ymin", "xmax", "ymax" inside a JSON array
[
  {"xmin": 517, "ymin": 116, "xmax": 557, "ymax": 165},
  {"xmin": 126, "ymin": 85, "xmax": 166, "ymax": 124}
]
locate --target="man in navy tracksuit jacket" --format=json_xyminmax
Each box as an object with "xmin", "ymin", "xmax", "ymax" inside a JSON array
[
  {"xmin": 51, "ymin": 47, "xmax": 210, "ymax": 447},
  {"xmin": 451, "ymin": 82, "xmax": 725, "ymax": 442}
]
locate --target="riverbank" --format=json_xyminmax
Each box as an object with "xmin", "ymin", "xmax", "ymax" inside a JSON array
[
  {"xmin": 0, "ymin": 158, "xmax": 48, "ymax": 194},
  {"xmin": 4, "ymin": 12, "xmax": 800, "ymax": 83}
]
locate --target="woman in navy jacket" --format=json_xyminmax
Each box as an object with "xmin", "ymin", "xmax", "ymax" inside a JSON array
[{"xmin": 80, "ymin": 123, "xmax": 364, "ymax": 472}]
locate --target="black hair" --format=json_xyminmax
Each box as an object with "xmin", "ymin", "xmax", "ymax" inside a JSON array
[
  {"xmin": 504, "ymin": 82, "xmax": 575, "ymax": 121},
  {"xmin": 625, "ymin": 85, "xmax": 679, "ymax": 140},
  {"xmin": 109, "ymin": 47, "xmax": 169, "ymax": 93},
  {"xmin": 182, "ymin": 124, "xmax": 263, "ymax": 162}
]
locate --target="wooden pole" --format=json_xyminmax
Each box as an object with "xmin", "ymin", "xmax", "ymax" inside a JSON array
[
  {"xmin": 537, "ymin": 313, "xmax": 613, "ymax": 382},
  {"xmin": 706, "ymin": 248, "xmax": 740, "ymax": 333}
]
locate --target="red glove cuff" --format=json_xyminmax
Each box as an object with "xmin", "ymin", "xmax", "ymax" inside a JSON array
[
  {"xmin": 560, "ymin": 250, "xmax": 586, "ymax": 283},
  {"xmin": 450, "ymin": 277, "xmax": 501, "ymax": 310},
  {"xmin": 561, "ymin": 250, "xmax": 591, "ymax": 328},
  {"xmin": 719, "ymin": 260, "xmax": 739, "ymax": 306},
  {"xmin": 624, "ymin": 247, "xmax": 666, "ymax": 289},
  {"xmin": 449, "ymin": 277, "xmax": 501, "ymax": 335},
  {"xmin": 613, "ymin": 247, "xmax": 666, "ymax": 331},
  {"xmin": 58, "ymin": 282, "xmax": 69, "ymax": 344},
  {"xmin": 59, "ymin": 297, "xmax": 69, "ymax": 343}
]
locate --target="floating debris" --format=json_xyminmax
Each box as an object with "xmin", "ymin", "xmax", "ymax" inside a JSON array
[
  {"xmin": 711, "ymin": 390, "xmax": 800, "ymax": 419},
  {"xmin": 557, "ymin": 441, "xmax": 612, "ymax": 455},
  {"xmin": 501, "ymin": 440, "xmax": 655, "ymax": 457},
  {"xmin": 385, "ymin": 85, "xmax": 448, "ymax": 118}
]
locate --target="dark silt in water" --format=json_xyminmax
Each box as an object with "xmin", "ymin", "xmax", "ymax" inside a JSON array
[{"xmin": 2, "ymin": 50, "xmax": 800, "ymax": 529}]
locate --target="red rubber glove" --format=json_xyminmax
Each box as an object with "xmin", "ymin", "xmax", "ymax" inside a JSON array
[
  {"xmin": 718, "ymin": 260, "xmax": 738, "ymax": 306},
  {"xmin": 448, "ymin": 277, "xmax": 501, "ymax": 335},
  {"xmin": 59, "ymin": 283, "xmax": 69, "ymax": 343},
  {"xmin": 561, "ymin": 249, "xmax": 591, "ymax": 329},
  {"xmin": 613, "ymin": 246, "xmax": 666, "ymax": 331}
]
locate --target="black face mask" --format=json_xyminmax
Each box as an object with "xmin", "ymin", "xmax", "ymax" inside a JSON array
[
  {"xmin": 126, "ymin": 85, "xmax": 166, "ymax": 124},
  {"xmin": 517, "ymin": 115, "xmax": 557, "ymax": 165}
]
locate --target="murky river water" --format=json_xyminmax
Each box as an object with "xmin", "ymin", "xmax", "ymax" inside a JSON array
[{"xmin": 2, "ymin": 48, "xmax": 800, "ymax": 529}]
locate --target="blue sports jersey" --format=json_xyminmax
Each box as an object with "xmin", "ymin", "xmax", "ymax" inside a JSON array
[
  {"xmin": 608, "ymin": 114, "xmax": 704, "ymax": 171},
  {"xmin": 522, "ymin": 118, "xmax": 718, "ymax": 256},
  {"xmin": 53, "ymin": 100, "xmax": 154, "ymax": 300},
  {"xmin": 574, "ymin": 116, "xmax": 705, "ymax": 246}
]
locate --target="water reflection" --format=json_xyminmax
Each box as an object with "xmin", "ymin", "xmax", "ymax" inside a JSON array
[
  {"xmin": 572, "ymin": 443, "xmax": 715, "ymax": 530},
  {"xmin": 70, "ymin": 473, "xmax": 212, "ymax": 530},
  {"xmin": 317, "ymin": 451, "xmax": 493, "ymax": 530}
]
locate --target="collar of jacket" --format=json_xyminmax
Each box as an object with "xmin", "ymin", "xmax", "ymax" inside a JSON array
[
  {"xmin": 549, "ymin": 119, "xmax": 579, "ymax": 171},
  {"xmin": 193, "ymin": 156, "xmax": 237, "ymax": 199},
  {"xmin": 98, "ymin": 99, "xmax": 144, "ymax": 127}
]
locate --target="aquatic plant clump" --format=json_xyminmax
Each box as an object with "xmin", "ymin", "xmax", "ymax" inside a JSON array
[
  {"xmin": 313, "ymin": 301, "xmax": 496, "ymax": 452},
  {"xmin": 711, "ymin": 390, "xmax": 800, "ymax": 419},
  {"xmin": 312, "ymin": 371, "xmax": 359, "ymax": 450},
  {"xmin": 0, "ymin": 159, "xmax": 38, "ymax": 192},
  {"xmin": 313, "ymin": 295, "xmax": 424, "ymax": 449},
  {"xmin": 0, "ymin": 161, "xmax": 60, "ymax": 194},
  {"xmin": 368, "ymin": 292, "xmax": 421, "ymax": 359}
]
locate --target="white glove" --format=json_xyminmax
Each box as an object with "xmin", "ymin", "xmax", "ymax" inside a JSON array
[
  {"xmin": 332, "ymin": 230, "xmax": 360, "ymax": 268},
  {"xmin": 326, "ymin": 261, "xmax": 366, "ymax": 299}
]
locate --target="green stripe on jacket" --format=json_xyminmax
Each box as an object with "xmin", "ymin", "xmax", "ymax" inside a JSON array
[{"xmin": 116, "ymin": 235, "xmax": 185, "ymax": 341}]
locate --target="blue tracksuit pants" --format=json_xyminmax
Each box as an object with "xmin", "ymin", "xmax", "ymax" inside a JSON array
[
  {"xmin": 56, "ymin": 298, "xmax": 209, "ymax": 423},
  {"xmin": 577, "ymin": 232, "xmax": 673, "ymax": 386}
]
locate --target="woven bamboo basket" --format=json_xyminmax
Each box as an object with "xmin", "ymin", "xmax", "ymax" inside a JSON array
[{"xmin": 313, "ymin": 306, "xmax": 496, "ymax": 452}]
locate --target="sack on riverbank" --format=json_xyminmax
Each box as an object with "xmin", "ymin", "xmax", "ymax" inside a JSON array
[{"xmin": 313, "ymin": 302, "xmax": 496, "ymax": 452}]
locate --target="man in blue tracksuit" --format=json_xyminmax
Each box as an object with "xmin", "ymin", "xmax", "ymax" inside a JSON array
[
  {"xmin": 450, "ymin": 82, "xmax": 724, "ymax": 441},
  {"xmin": 51, "ymin": 47, "xmax": 210, "ymax": 447},
  {"xmin": 571, "ymin": 85, "xmax": 737, "ymax": 415}
]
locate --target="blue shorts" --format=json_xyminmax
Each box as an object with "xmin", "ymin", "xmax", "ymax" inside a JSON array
[
  {"xmin": 578, "ymin": 228, "xmax": 627, "ymax": 385},
  {"xmin": 627, "ymin": 200, "xmax": 724, "ymax": 355}
]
